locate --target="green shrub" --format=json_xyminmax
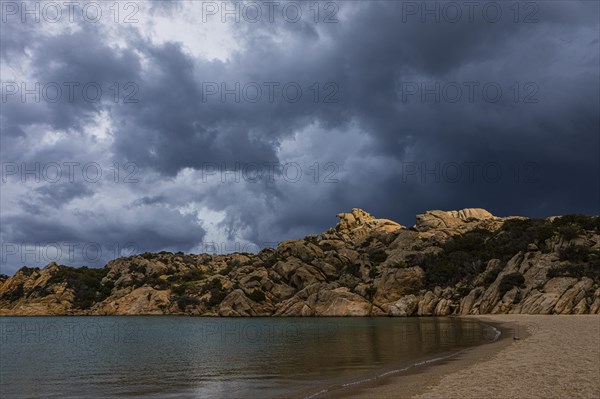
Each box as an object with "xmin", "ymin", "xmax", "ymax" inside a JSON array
[
  {"xmin": 204, "ymin": 279, "xmax": 227, "ymax": 307},
  {"xmin": 421, "ymin": 256, "xmax": 464, "ymax": 288},
  {"xmin": 498, "ymin": 272, "xmax": 525, "ymax": 296},
  {"xmin": 390, "ymin": 261, "xmax": 407, "ymax": 269},
  {"xmin": 365, "ymin": 286, "xmax": 377, "ymax": 299},
  {"xmin": 207, "ymin": 289, "xmax": 227, "ymax": 307},
  {"xmin": 547, "ymin": 256, "xmax": 600, "ymax": 281},
  {"xmin": 99, "ymin": 280, "xmax": 115, "ymax": 297},
  {"xmin": 177, "ymin": 295, "xmax": 200, "ymax": 311},
  {"xmin": 17, "ymin": 266, "xmax": 39, "ymax": 277},
  {"xmin": 489, "ymin": 220, "xmax": 553, "ymax": 259},
  {"xmin": 219, "ymin": 264, "xmax": 234, "ymax": 276},
  {"xmin": 262, "ymin": 255, "xmax": 277, "ymax": 268},
  {"xmin": 558, "ymin": 245, "xmax": 590, "ymax": 262},
  {"xmin": 346, "ymin": 263, "xmax": 361, "ymax": 277},
  {"xmin": 0, "ymin": 283, "xmax": 24, "ymax": 301},
  {"xmin": 304, "ymin": 235, "xmax": 319, "ymax": 245},
  {"xmin": 27, "ymin": 285, "xmax": 51, "ymax": 299},
  {"xmin": 483, "ymin": 265, "xmax": 503, "ymax": 286},
  {"xmin": 557, "ymin": 223, "xmax": 582, "ymax": 240},
  {"xmin": 552, "ymin": 215, "xmax": 600, "ymax": 232},
  {"xmin": 247, "ymin": 289, "xmax": 266, "ymax": 302},
  {"xmin": 547, "ymin": 265, "xmax": 585, "ymax": 279},
  {"xmin": 361, "ymin": 236, "xmax": 376, "ymax": 248},
  {"xmin": 204, "ymin": 278, "xmax": 223, "ymax": 290},
  {"xmin": 444, "ymin": 228, "xmax": 492, "ymax": 253},
  {"xmin": 409, "ymin": 229, "xmax": 494, "ymax": 288},
  {"xmin": 172, "ymin": 285, "xmax": 186, "ymax": 295},
  {"xmin": 248, "ymin": 275, "xmax": 263, "ymax": 283},
  {"xmin": 46, "ymin": 266, "xmax": 110, "ymax": 309},
  {"xmin": 183, "ymin": 269, "xmax": 205, "ymax": 281},
  {"xmin": 130, "ymin": 273, "xmax": 166, "ymax": 289},
  {"xmin": 128, "ymin": 263, "xmax": 146, "ymax": 274},
  {"xmin": 183, "ymin": 255, "xmax": 196, "ymax": 265},
  {"xmin": 369, "ymin": 249, "xmax": 388, "ymax": 264},
  {"xmin": 368, "ymin": 267, "xmax": 377, "ymax": 279}
]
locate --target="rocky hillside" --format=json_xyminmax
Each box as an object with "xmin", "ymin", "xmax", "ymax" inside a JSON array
[{"xmin": 1, "ymin": 208, "xmax": 599, "ymax": 316}]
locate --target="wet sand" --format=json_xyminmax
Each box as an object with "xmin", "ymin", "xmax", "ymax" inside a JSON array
[{"xmin": 338, "ymin": 315, "xmax": 600, "ymax": 399}]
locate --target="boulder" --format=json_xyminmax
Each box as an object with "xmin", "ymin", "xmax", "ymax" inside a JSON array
[
  {"xmin": 417, "ymin": 291, "xmax": 439, "ymax": 316},
  {"xmin": 459, "ymin": 287, "xmax": 484, "ymax": 315},
  {"xmin": 590, "ymin": 289, "xmax": 600, "ymax": 314},
  {"xmin": 389, "ymin": 295, "xmax": 419, "ymax": 316},
  {"xmin": 275, "ymin": 283, "xmax": 382, "ymax": 316},
  {"xmin": 374, "ymin": 267, "xmax": 424, "ymax": 304},
  {"xmin": 434, "ymin": 298, "xmax": 454, "ymax": 316},
  {"xmin": 518, "ymin": 278, "xmax": 578, "ymax": 314},
  {"xmin": 553, "ymin": 278, "xmax": 593, "ymax": 314},
  {"xmin": 415, "ymin": 208, "xmax": 496, "ymax": 232},
  {"xmin": 218, "ymin": 289, "xmax": 273, "ymax": 316},
  {"xmin": 94, "ymin": 287, "xmax": 171, "ymax": 315}
]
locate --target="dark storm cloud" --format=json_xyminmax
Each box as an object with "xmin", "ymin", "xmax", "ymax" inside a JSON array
[
  {"xmin": 1, "ymin": 27, "xmax": 141, "ymax": 139},
  {"xmin": 1, "ymin": 203, "xmax": 206, "ymax": 270},
  {"xmin": 1, "ymin": 0, "xmax": 598, "ymax": 274},
  {"xmin": 193, "ymin": 0, "xmax": 599, "ymax": 231},
  {"xmin": 31, "ymin": 182, "xmax": 95, "ymax": 209},
  {"xmin": 110, "ymin": 40, "xmax": 281, "ymax": 175}
]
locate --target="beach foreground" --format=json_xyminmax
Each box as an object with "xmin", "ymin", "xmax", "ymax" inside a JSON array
[{"xmin": 343, "ymin": 315, "xmax": 600, "ymax": 399}]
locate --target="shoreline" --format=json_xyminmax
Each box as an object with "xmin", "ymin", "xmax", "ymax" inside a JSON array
[
  {"xmin": 335, "ymin": 315, "xmax": 600, "ymax": 399},
  {"xmin": 2, "ymin": 315, "xmax": 598, "ymax": 397},
  {"xmin": 295, "ymin": 317, "xmax": 512, "ymax": 399}
]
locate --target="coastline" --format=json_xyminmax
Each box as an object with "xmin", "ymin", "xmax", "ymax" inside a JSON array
[
  {"xmin": 2, "ymin": 314, "xmax": 598, "ymax": 397},
  {"xmin": 335, "ymin": 315, "xmax": 600, "ymax": 399},
  {"xmin": 295, "ymin": 317, "xmax": 511, "ymax": 399}
]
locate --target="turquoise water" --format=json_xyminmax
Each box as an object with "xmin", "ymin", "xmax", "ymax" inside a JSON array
[{"xmin": 0, "ymin": 317, "xmax": 497, "ymax": 398}]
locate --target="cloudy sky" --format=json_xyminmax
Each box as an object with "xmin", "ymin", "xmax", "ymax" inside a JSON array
[{"xmin": 1, "ymin": 0, "xmax": 598, "ymax": 274}]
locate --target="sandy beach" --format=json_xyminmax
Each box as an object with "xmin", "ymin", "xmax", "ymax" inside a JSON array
[{"xmin": 341, "ymin": 315, "xmax": 600, "ymax": 399}]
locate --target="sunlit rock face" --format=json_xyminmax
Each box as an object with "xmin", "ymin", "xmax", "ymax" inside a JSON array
[{"xmin": 1, "ymin": 209, "xmax": 599, "ymax": 316}]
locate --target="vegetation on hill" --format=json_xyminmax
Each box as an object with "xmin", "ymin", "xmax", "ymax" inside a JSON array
[
  {"xmin": 1, "ymin": 210, "xmax": 599, "ymax": 316},
  {"xmin": 46, "ymin": 266, "xmax": 112, "ymax": 309},
  {"xmin": 408, "ymin": 215, "xmax": 600, "ymax": 289}
]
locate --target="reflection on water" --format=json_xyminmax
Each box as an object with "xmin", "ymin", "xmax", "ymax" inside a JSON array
[{"xmin": 0, "ymin": 317, "xmax": 497, "ymax": 398}]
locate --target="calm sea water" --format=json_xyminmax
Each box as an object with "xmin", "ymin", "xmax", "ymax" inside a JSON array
[{"xmin": 0, "ymin": 317, "xmax": 498, "ymax": 398}]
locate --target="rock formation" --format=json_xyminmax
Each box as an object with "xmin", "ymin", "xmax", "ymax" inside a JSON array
[{"xmin": 1, "ymin": 208, "xmax": 599, "ymax": 316}]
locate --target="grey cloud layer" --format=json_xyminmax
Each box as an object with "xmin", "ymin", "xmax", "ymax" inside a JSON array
[{"xmin": 1, "ymin": 1, "xmax": 598, "ymax": 274}]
